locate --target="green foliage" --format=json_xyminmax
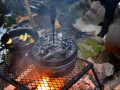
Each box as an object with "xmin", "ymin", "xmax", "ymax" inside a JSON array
[
  {"xmin": 85, "ymin": 38, "xmax": 105, "ymax": 54},
  {"xmin": 4, "ymin": 16, "xmax": 16, "ymax": 26},
  {"xmin": 77, "ymin": 37, "xmax": 105, "ymax": 59},
  {"xmin": 4, "ymin": 16, "xmax": 16, "ymax": 31},
  {"xmin": 77, "ymin": 42, "xmax": 95, "ymax": 59},
  {"xmin": 0, "ymin": 14, "xmax": 16, "ymax": 31}
]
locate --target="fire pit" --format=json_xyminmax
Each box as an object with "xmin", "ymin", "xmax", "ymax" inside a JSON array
[
  {"xmin": 0, "ymin": 42, "xmax": 103, "ymax": 90},
  {"xmin": 0, "ymin": 1, "xmax": 103, "ymax": 89},
  {"xmin": 30, "ymin": 33, "xmax": 78, "ymax": 77}
]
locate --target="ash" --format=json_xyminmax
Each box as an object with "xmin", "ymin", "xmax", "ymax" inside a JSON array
[{"xmin": 32, "ymin": 33, "xmax": 76, "ymax": 61}]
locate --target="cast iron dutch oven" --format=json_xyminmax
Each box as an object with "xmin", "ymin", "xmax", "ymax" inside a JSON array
[
  {"xmin": 1, "ymin": 29, "xmax": 39, "ymax": 51},
  {"xmin": 30, "ymin": 36, "xmax": 78, "ymax": 78}
]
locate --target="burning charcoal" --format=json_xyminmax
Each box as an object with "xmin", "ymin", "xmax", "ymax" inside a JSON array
[
  {"xmin": 78, "ymin": 79, "xmax": 86, "ymax": 89},
  {"xmin": 66, "ymin": 45, "xmax": 72, "ymax": 51},
  {"xmin": 38, "ymin": 49, "xmax": 49, "ymax": 57},
  {"xmin": 85, "ymin": 84, "xmax": 93, "ymax": 90},
  {"xmin": 47, "ymin": 44, "xmax": 59, "ymax": 51},
  {"xmin": 60, "ymin": 43, "xmax": 66, "ymax": 49},
  {"xmin": 53, "ymin": 49, "xmax": 67, "ymax": 59},
  {"xmin": 32, "ymin": 33, "xmax": 76, "ymax": 61},
  {"xmin": 43, "ymin": 52, "xmax": 54, "ymax": 60},
  {"xmin": 84, "ymin": 75, "xmax": 96, "ymax": 89}
]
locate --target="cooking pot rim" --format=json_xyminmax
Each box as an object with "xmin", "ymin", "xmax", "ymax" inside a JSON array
[{"xmin": 31, "ymin": 43, "xmax": 78, "ymax": 62}]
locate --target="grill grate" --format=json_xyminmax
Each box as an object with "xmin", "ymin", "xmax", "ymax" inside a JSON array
[
  {"xmin": 0, "ymin": 48, "xmax": 103, "ymax": 90},
  {"xmin": 0, "ymin": 48, "xmax": 84, "ymax": 90}
]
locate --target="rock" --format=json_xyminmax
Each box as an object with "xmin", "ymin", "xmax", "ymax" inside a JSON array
[
  {"xmin": 78, "ymin": 79, "xmax": 86, "ymax": 89},
  {"xmin": 85, "ymin": 58, "xmax": 114, "ymax": 84},
  {"xmin": 87, "ymin": 58, "xmax": 114, "ymax": 77},
  {"xmin": 83, "ymin": 1, "xmax": 105, "ymax": 25},
  {"xmin": 85, "ymin": 59, "xmax": 106, "ymax": 84},
  {"xmin": 104, "ymin": 78, "xmax": 120, "ymax": 90},
  {"xmin": 103, "ymin": 63, "xmax": 114, "ymax": 77},
  {"xmin": 84, "ymin": 75, "xmax": 96, "ymax": 89},
  {"xmin": 95, "ymin": 50, "xmax": 120, "ymax": 71},
  {"xmin": 114, "ymin": 84, "xmax": 120, "ymax": 90},
  {"xmin": 69, "ymin": 0, "xmax": 92, "ymax": 18},
  {"xmin": 72, "ymin": 1, "xmax": 105, "ymax": 36},
  {"xmin": 93, "ymin": 36, "xmax": 104, "ymax": 45},
  {"xmin": 85, "ymin": 84, "xmax": 93, "ymax": 90}
]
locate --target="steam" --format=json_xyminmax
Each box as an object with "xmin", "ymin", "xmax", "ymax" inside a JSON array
[
  {"xmin": 73, "ymin": 18, "xmax": 101, "ymax": 35},
  {"xmin": 14, "ymin": 52, "xmax": 33, "ymax": 73},
  {"xmin": 5, "ymin": 0, "xmax": 88, "ymax": 73}
]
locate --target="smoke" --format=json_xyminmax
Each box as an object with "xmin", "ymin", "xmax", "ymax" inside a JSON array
[
  {"xmin": 14, "ymin": 52, "xmax": 33, "ymax": 74},
  {"xmin": 73, "ymin": 18, "xmax": 101, "ymax": 35}
]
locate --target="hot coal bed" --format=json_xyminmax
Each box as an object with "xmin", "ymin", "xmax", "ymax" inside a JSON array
[{"xmin": 0, "ymin": 33, "xmax": 103, "ymax": 90}]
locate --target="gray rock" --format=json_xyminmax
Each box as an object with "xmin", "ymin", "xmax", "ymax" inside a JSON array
[
  {"xmin": 103, "ymin": 63, "xmax": 114, "ymax": 77},
  {"xmin": 83, "ymin": 1, "xmax": 105, "ymax": 25},
  {"xmin": 94, "ymin": 63, "xmax": 114, "ymax": 77},
  {"xmin": 104, "ymin": 78, "xmax": 120, "ymax": 90}
]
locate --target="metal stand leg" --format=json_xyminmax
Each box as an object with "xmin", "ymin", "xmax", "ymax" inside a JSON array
[
  {"xmin": 92, "ymin": 68, "xmax": 103, "ymax": 90},
  {"xmin": 61, "ymin": 58, "xmax": 103, "ymax": 90}
]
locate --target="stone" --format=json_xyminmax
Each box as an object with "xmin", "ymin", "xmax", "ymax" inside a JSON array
[
  {"xmin": 84, "ymin": 58, "xmax": 115, "ymax": 84},
  {"xmin": 78, "ymin": 79, "xmax": 86, "ymax": 89},
  {"xmin": 84, "ymin": 75, "xmax": 96, "ymax": 89},
  {"xmin": 85, "ymin": 84, "xmax": 93, "ymax": 90},
  {"xmin": 114, "ymin": 84, "xmax": 120, "ymax": 90},
  {"xmin": 104, "ymin": 78, "xmax": 120, "ymax": 90},
  {"xmin": 103, "ymin": 63, "xmax": 114, "ymax": 77},
  {"xmin": 72, "ymin": 1, "xmax": 105, "ymax": 36},
  {"xmin": 69, "ymin": 0, "xmax": 92, "ymax": 18},
  {"xmin": 86, "ymin": 58, "xmax": 114, "ymax": 77}
]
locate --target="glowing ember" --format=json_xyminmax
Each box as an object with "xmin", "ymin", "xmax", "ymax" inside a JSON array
[{"xmin": 35, "ymin": 77, "xmax": 64, "ymax": 90}]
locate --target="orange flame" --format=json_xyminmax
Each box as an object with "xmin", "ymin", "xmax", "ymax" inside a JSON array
[{"xmin": 36, "ymin": 77, "xmax": 64, "ymax": 90}]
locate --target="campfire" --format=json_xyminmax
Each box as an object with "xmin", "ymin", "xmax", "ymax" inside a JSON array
[
  {"xmin": 2, "ymin": 61, "xmax": 81, "ymax": 90},
  {"xmin": 0, "ymin": 30, "xmax": 102, "ymax": 90},
  {"xmin": 0, "ymin": 1, "xmax": 102, "ymax": 90},
  {"xmin": 0, "ymin": 48, "xmax": 102, "ymax": 90}
]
